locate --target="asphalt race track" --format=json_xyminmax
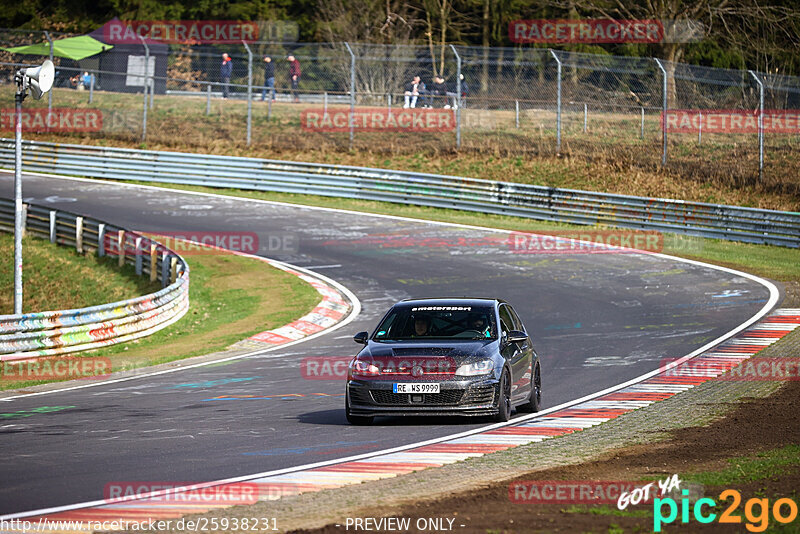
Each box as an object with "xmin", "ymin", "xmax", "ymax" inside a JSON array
[{"xmin": 0, "ymin": 172, "xmax": 776, "ymax": 515}]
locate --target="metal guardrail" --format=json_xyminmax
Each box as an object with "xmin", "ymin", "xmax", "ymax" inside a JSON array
[
  {"xmin": 0, "ymin": 197, "xmax": 190, "ymax": 360},
  {"xmin": 0, "ymin": 139, "xmax": 798, "ymax": 248}
]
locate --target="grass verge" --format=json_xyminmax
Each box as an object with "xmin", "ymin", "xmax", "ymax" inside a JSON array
[{"xmin": 1, "ymin": 238, "xmax": 321, "ymax": 391}]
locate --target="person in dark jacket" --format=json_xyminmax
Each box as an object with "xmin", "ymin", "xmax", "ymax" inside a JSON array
[
  {"xmin": 261, "ymin": 56, "xmax": 275, "ymax": 101},
  {"xmin": 287, "ymin": 55, "xmax": 301, "ymax": 102},
  {"xmin": 220, "ymin": 53, "xmax": 233, "ymax": 99},
  {"xmin": 403, "ymin": 75, "xmax": 423, "ymax": 108},
  {"xmin": 429, "ymin": 76, "xmax": 448, "ymax": 107}
]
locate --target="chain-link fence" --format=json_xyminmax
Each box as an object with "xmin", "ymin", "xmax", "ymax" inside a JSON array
[{"xmin": 1, "ymin": 30, "xmax": 799, "ymax": 187}]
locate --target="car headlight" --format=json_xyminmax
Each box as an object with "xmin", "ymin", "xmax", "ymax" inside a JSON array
[
  {"xmin": 455, "ymin": 359, "xmax": 494, "ymax": 376},
  {"xmin": 351, "ymin": 358, "xmax": 380, "ymax": 378}
]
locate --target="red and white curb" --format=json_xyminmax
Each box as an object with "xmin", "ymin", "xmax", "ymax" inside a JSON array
[{"xmin": 6, "ymin": 309, "xmax": 798, "ymax": 531}]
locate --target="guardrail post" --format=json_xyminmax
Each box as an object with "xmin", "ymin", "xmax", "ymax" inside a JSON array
[
  {"xmin": 549, "ymin": 49, "xmax": 562, "ymax": 153},
  {"xmin": 149, "ymin": 243, "xmax": 157, "ymax": 282},
  {"xmin": 206, "ymin": 84, "xmax": 211, "ymax": 115},
  {"xmin": 654, "ymin": 58, "xmax": 668, "ymax": 166},
  {"xmin": 243, "ymin": 41, "xmax": 253, "ymax": 146},
  {"xmin": 748, "ymin": 70, "xmax": 764, "ymax": 183},
  {"xmin": 450, "ymin": 44, "xmax": 462, "ymax": 149},
  {"xmin": 135, "ymin": 236, "xmax": 142, "ymax": 274},
  {"xmin": 98, "ymin": 223, "xmax": 105, "ymax": 256},
  {"xmin": 698, "ymin": 110, "xmax": 702, "ymax": 145},
  {"xmin": 344, "ymin": 42, "xmax": 356, "ymax": 149},
  {"xmin": 161, "ymin": 251, "xmax": 170, "ymax": 287},
  {"xmin": 118, "ymin": 230, "xmax": 125, "ymax": 267},
  {"xmin": 49, "ymin": 210, "xmax": 57, "ymax": 243},
  {"xmin": 75, "ymin": 216, "xmax": 83, "ymax": 254},
  {"xmin": 170, "ymin": 256, "xmax": 178, "ymax": 284},
  {"xmin": 138, "ymin": 36, "xmax": 149, "ymax": 143}
]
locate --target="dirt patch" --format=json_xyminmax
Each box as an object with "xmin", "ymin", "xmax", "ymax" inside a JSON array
[{"xmin": 292, "ymin": 379, "xmax": 800, "ymax": 534}]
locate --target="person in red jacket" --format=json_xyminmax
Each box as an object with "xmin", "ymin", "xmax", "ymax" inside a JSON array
[{"xmin": 287, "ymin": 55, "xmax": 301, "ymax": 103}]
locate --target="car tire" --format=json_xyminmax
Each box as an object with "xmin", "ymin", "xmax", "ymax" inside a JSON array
[
  {"xmin": 518, "ymin": 363, "xmax": 541, "ymax": 413},
  {"xmin": 345, "ymin": 394, "xmax": 373, "ymax": 425},
  {"xmin": 495, "ymin": 369, "xmax": 512, "ymax": 422}
]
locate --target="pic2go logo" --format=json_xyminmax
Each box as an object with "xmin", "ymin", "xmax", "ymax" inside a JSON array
[{"xmin": 654, "ymin": 489, "xmax": 799, "ymax": 532}]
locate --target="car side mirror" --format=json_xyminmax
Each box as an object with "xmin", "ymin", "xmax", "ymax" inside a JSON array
[
  {"xmin": 507, "ymin": 330, "xmax": 528, "ymax": 344},
  {"xmin": 353, "ymin": 331, "xmax": 369, "ymax": 344}
]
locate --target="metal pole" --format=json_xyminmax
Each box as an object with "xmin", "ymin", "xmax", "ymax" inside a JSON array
[
  {"xmin": 549, "ymin": 49, "xmax": 562, "ymax": 152},
  {"xmin": 698, "ymin": 110, "xmax": 702, "ymax": 145},
  {"xmin": 640, "ymin": 107, "xmax": 645, "ymax": 139},
  {"xmin": 344, "ymin": 42, "xmax": 355, "ymax": 148},
  {"xmin": 138, "ymin": 36, "xmax": 149, "ymax": 142},
  {"xmin": 89, "ymin": 72, "xmax": 94, "ymax": 103},
  {"xmin": 450, "ymin": 44, "xmax": 461, "ymax": 149},
  {"xmin": 44, "ymin": 31, "xmax": 53, "ymax": 123},
  {"xmin": 206, "ymin": 84, "xmax": 211, "ymax": 115},
  {"xmin": 515, "ymin": 100, "xmax": 519, "ymax": 128},
  {"xmin": 387, "ymin": 93, "xmax": 391, "ymax": 116},
  {"xmin": 748, "ymin": 70, "xmax": 764, "ymax": 182},
  {"xmin": 583, "ymin": 103, "xmax": 587, "ymax": 133},
  {"xmin": 243, "ymin": 41, "xmax": 253, "ymax": 146},
  {"xmin": 654, "ymin": 58, "xmax": 668, "ymax": 166},
  {"xmin": 323, "ymin": 91, "xmax": 328, "ymax": 114},
  {"xmin": 13, "ymin": 89, "xmax": 24, "ymax": 314},
  {"xmin": 267, "ymin": 93, "xmax": 273, "ymax": 121}
]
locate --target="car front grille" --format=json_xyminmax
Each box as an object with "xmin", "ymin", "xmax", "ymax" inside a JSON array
[
  {"xmin": 369, "ymin": 389, "xmax": 465, "ymax": 406},
  {"xmin": 462, "ymin": 384, "xmax": 496, "ymax": 405}
]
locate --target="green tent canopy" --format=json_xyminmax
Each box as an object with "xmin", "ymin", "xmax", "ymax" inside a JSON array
[{"xmin": 3, "ymin": 35, "xmax": 112, "ymax": 61}]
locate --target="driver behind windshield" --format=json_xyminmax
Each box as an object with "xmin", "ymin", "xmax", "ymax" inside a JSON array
[
  {"xmin": 411, "ymin": 315, "xmax": 431, "ymax": 337},
  {"xmin": 467, "ymin": 313, "xmax": 489, "ymax": 335}
]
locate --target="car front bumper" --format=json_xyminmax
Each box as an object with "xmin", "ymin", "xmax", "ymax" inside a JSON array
[{"xmin": 346, "ymin": 377, "xmax": 500, "ymax": 417}]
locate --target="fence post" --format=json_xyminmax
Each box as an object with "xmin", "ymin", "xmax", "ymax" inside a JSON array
[
  {"xmin": 698, "ymin": 110, "xmax": 702, "ymax": 145},
  {"xmin": 549, "ymin": 49, "xmax": 562, "ymax": 153},
  {"xmin": 206, "ymin": 84, "xmax": 211, "ymax": 115},
  {"xmin": 515, "ymin": 100, "xmax": 520, "ymax": 128},
  {"xmin": 748, "ymin": 70, "xmax": 764, "ymax": 182},
  {"xmin": 138, "ymin": 36, "xmax": 149, "ymax": 142},
  {"xmin": 118, "ymin": 230, "xmax": 126, "ymax": 267},
  {"xmin": 583, "ymin": 103, "xmax": 588, "ymax": 133},
  {"xmin": 450, "ymin": 44, "xmax": 462, "ymax": 149},
  {"xmin": 149, "ymin": 243, "xmax": 157, "ymax": 282},
  {"xmin": 653, "ymin": 58, "xmax": 668, "ymax": 166},
  {"xmin": 243, "ymin": 41, "xmax": 253, "ymax": 146},
  {"xmin": 387, "ymin": 93, "xmax": 392, "ymax": 116},
  {"xmin": 89, "ymin": 72, "xmax": 94, "ymax": 104},
  {"xmin": 44, "ymin": 31, "xmax": 53, "ymax": 124},
  {"xmin": 323, "ymin": 91, "xmax": 328, "ymax": 115},
  {"xmin": 161, "ymin": 252, "xmax": 170, "ymax": 287},
  {"xmin": 344, "ymin": 42, "xmax": 356, "ymax": 149},
  {"xmin": 640, "ymin": 107, "xmax": 645, "ymax": 139}
]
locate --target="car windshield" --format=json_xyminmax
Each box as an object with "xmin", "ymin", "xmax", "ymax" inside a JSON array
[{"xmin": 373, "ymin": 305, "xmax": 497, "ymax": 341}]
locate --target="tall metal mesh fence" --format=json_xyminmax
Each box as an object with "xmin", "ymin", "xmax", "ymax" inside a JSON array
[{"xmin": 1, "ymin": 30, "xmax": 798, "ymax": 186}]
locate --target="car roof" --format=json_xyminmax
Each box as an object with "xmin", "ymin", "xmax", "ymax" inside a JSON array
[{"xmin": 397, "ymin": 297, "xmax": 503, "ymax": 307}]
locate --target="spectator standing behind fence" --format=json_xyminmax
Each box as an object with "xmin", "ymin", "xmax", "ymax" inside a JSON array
[
  {"xmin": 403, "ymin": 75, "xmax": 423, "ymax": 108},
  {"xmin": 261, "ymin": 56, "xmax": 275, "ymax": 102},
  {"xmin": 287, "ymin": 55, "xmax": 301, "ymax": 103},
  {"xmin": 80, "ymin": 71, "xmax": 94, "ymax": 91},
  {"xmin": 220, "ymin": 53, "xmax": 233, "ymax": 99}
]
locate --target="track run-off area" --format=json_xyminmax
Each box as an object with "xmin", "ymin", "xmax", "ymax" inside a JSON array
[{"xmin": 0, "ymin": 171, "xmax": 778, "ymax": 517}]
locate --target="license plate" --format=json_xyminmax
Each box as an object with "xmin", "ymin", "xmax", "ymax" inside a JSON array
[{"xmin": 393, "ymin": 383, "xmax": 440, "ymax": 394}]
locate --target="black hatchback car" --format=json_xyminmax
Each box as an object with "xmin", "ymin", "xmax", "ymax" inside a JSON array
[{"xmin": 345, "ymin": 298, "xmax": 541, "ymax": 424}]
